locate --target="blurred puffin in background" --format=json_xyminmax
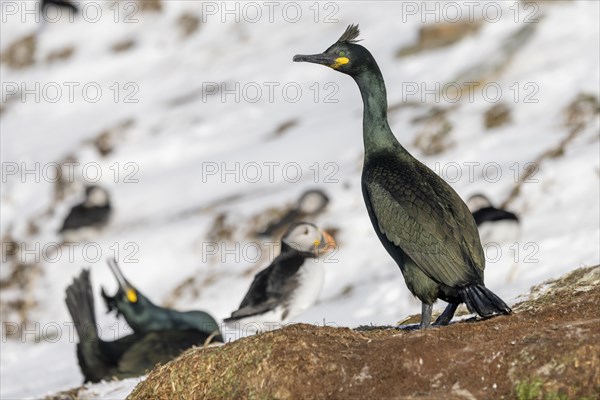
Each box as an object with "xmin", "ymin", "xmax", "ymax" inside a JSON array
[
  {"xmin": 467, "ymin": 194, "xmax": 520, "ymax": 246},
  {"xmin": 59, "ymin": 185, "xmax": 111, "ymax": 239},
  {"xmin": 256, "ymin": 189, "xmax": 329, "ymax": 237},
  {"xmin": 41, "ymin": 0, "xmax": 79, "ymax": 15},
  {"xmin": 38, "ymin": 0, "xmax": 78, "ymax": 34},
  {"xmin": 225, "ymin": 222, "xmax": 336, "ymax": 333}
]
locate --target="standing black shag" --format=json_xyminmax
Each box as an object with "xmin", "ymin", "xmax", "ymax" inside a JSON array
[
  {"xmin": 257, "ymin": 189, "xmax": 330, "ymax": 237},
  {"xmin": 225, "ymin": 222, "xmax": 336, "ymax": 332},
  {"xmin": 65, "ymin": 269, "xmax": 221, "ymax": 383},
  {"xmin": 467, "ymin": 194, "xmax": 520, "ymax": 245},
  {"xmin": 101, "ymin": 258, "xmax": 222, "ymax": 340},
  {"xmin": 59, "ymin": 185, "xmax": 111, "ymax": 236},
  {"xmin": 294, "ymin": 25, "xmax": 511, "ymax": 328}
]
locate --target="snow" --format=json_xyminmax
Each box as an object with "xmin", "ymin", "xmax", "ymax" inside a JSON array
[{"xmin": 1, "ymin": 1, "xmax": 599, "ymax": 398}]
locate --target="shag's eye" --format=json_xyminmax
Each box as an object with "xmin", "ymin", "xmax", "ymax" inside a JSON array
[{"xmin": 338, "ymin": 51, "xmax": 346, "ymax": 57}]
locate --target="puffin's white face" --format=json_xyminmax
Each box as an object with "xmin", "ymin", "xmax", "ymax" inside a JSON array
[
  {"xmin": 282, "ymin": 223, "xmax": 335, "ymax": 254},
  {"xmin": 467, "ymin": 194, "xmax": 492, "ymax": 212},
  {"xmin": 85, "ymin": 187, "xmax": 109, "ymax": 207},
  {"xmin": 298, "ymin": 191, "xmax": 328, "ymax": 214}
]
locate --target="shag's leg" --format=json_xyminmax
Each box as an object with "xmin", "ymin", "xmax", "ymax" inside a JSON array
[
  {"xmin": 433, "ymin": 303, "xmax": 459, "ymax": 326},
  {"xmin": 420, "ymin": 303, "xmax": 433, "ymax": 329}
]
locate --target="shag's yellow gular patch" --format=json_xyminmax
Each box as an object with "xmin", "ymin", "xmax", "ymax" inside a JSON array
[
  {"xmin": 126, "ymin": 288, "xmax": 138, "ymax": 303},
  {"xmin": 330, "ymin": 57, "xmax": 349, "ymax": 69}
]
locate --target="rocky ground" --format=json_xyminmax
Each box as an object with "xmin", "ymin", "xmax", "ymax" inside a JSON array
[{"xmin": 105, "ymin": 265, "xmax": 599, "ymax": 400}]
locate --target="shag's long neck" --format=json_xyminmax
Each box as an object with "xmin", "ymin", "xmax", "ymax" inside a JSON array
[
  {"xmin": 353, "ymin": 63, "xmax": 403, "ymax": 158},
  {"xmin": 120, "ymin": 295, "xmax": 162, "ymax": 330}
]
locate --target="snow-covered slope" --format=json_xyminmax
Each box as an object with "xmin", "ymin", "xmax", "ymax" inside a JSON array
[{"xmin": 1, "ymin": 1, "xmax": 599, "ymax": 398}]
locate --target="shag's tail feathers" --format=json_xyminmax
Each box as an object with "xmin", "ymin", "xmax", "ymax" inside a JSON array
[
  {"xmin": 459, "ymin": 284, "xmax": 512, "ymax": 318},
  {"xmin": 65, "ymin": 269, "xmax": 99, "ymax": 341},
  {"xmin": 65, "ymin": 269, "xmax": 109, "ymax": 382}
]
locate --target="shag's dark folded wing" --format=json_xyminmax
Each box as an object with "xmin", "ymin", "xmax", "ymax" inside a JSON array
[{"xmin": 363, "ymin": 154, "xmax": 484, "ymax": 287}]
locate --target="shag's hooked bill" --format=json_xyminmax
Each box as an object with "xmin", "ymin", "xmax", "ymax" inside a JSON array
[{"xmin": 294, "ymin": 24, "xmax": 511, "ymax": 328}]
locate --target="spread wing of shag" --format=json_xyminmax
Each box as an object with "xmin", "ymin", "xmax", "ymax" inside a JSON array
[
  {"xmin": 363, "ymin": 155, "xmax": 485, "ymax": 287},
  {"xmin": 116, "ymin": 331, "xmax": 207, "ymax": 376},
  {"xmin": 227, "ymin": 255, "xmax": 303, "ymax": 320}
]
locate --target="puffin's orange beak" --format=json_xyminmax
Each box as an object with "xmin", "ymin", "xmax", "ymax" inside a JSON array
[{"xmin": 321, "ymin": 230, "xmax": 336, "ymax": 252}]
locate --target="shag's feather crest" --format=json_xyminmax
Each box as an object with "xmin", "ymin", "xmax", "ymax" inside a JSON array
[{"xmin": 337, "ymin": 24, "xmax": 361, "ymax": 44}]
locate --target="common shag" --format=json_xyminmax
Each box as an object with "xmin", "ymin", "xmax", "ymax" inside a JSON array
[
  {"xmin": 225, "ymin": 222, "xmax": 336, "ymax": 332},
  {"xmin": 59, "ymin": 186, "xmax": 111, "ymax": 235},
  {"xmin": 257, "ymin": 189, "xmax": 330, "ymax": 237},
  {"xmin": 65, "ymin": 269, "xmax": 221, "ymax": 383},
  {"xmin": 467, "ymin": 194, "xmax": 520, "ymax": 245},
  {"xmin": 101, "ymin": 258, "xmax": 222, "ymax": 340},
  {"xmin": 294, "ymin": 25, "xmax": 511, "ymax": 328}
]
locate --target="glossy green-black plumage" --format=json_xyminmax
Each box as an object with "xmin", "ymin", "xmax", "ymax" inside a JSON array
[
  {"xmin": 77, "ymin": 328, "xmax": 210, "ymax": 383},
  {"xmin": 66, "ymin": 270, "xmax": 219, "ymax": 383},
  {"xmin": 294, "ymin": 24, "xmax": 510, "ymax": 327},
  {"xmin": 363, "ymin": 152, "xmax": 484, "ymax": 302},
  {"xmin": 101, "ymin": 259, "xmax": 222, "ymax": 340}
]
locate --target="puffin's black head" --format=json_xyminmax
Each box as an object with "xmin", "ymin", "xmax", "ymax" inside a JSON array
[
  {"xmin": 281, "ymin": 222, "xmax": 336, "ymax": 256},
  {"xmin": 466, "ymin": 193, "xmax": 493, "ymax": 212},
  {"xmin": 101, "ymin": 258, "xmax": 150, "ymax": 321},
  {"xmin": 293, "ymin": 24, "xmax": 373, "ymax": 77},
  {"xmin": 297, "ymin": 189, "xmax": 329, "ymax": 215},
  {"xmin": 84, "ymin": 185, "xmax": 109, "ymax": 208}
]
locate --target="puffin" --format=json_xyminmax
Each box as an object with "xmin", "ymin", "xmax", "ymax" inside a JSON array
[
  {"xmin": 41, "ymin": 0, "xmax": 79, "ymax": 14},
  {"xmin": 257, "ymin": 189, "xmax": 330, "ymax": 237},
  {"xmin": 467, "ymin": 194, "xmax": 520, "ymax": 246},
  {"xmin": 59, "ymin": 185, "xmax": 111, "ymax": 237},
  {"xmin": 65, "ymin": 269, "xmax": 221, "ymax": 383},
  {"xmin": 101, "ymin": 258, "xmax": 221, "ymax": 340},
  {"xmin": 225, "ymin": 222, "xmax": 336, "ymax": 332},
  {"xmin": 294, "ymin": 25, "xmax": 511, "ymax": 328}
]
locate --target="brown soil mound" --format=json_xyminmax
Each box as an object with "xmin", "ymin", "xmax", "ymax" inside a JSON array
[{"xmin": 128, "ymin": 265, "xmax": 599, "ymax": 400}]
